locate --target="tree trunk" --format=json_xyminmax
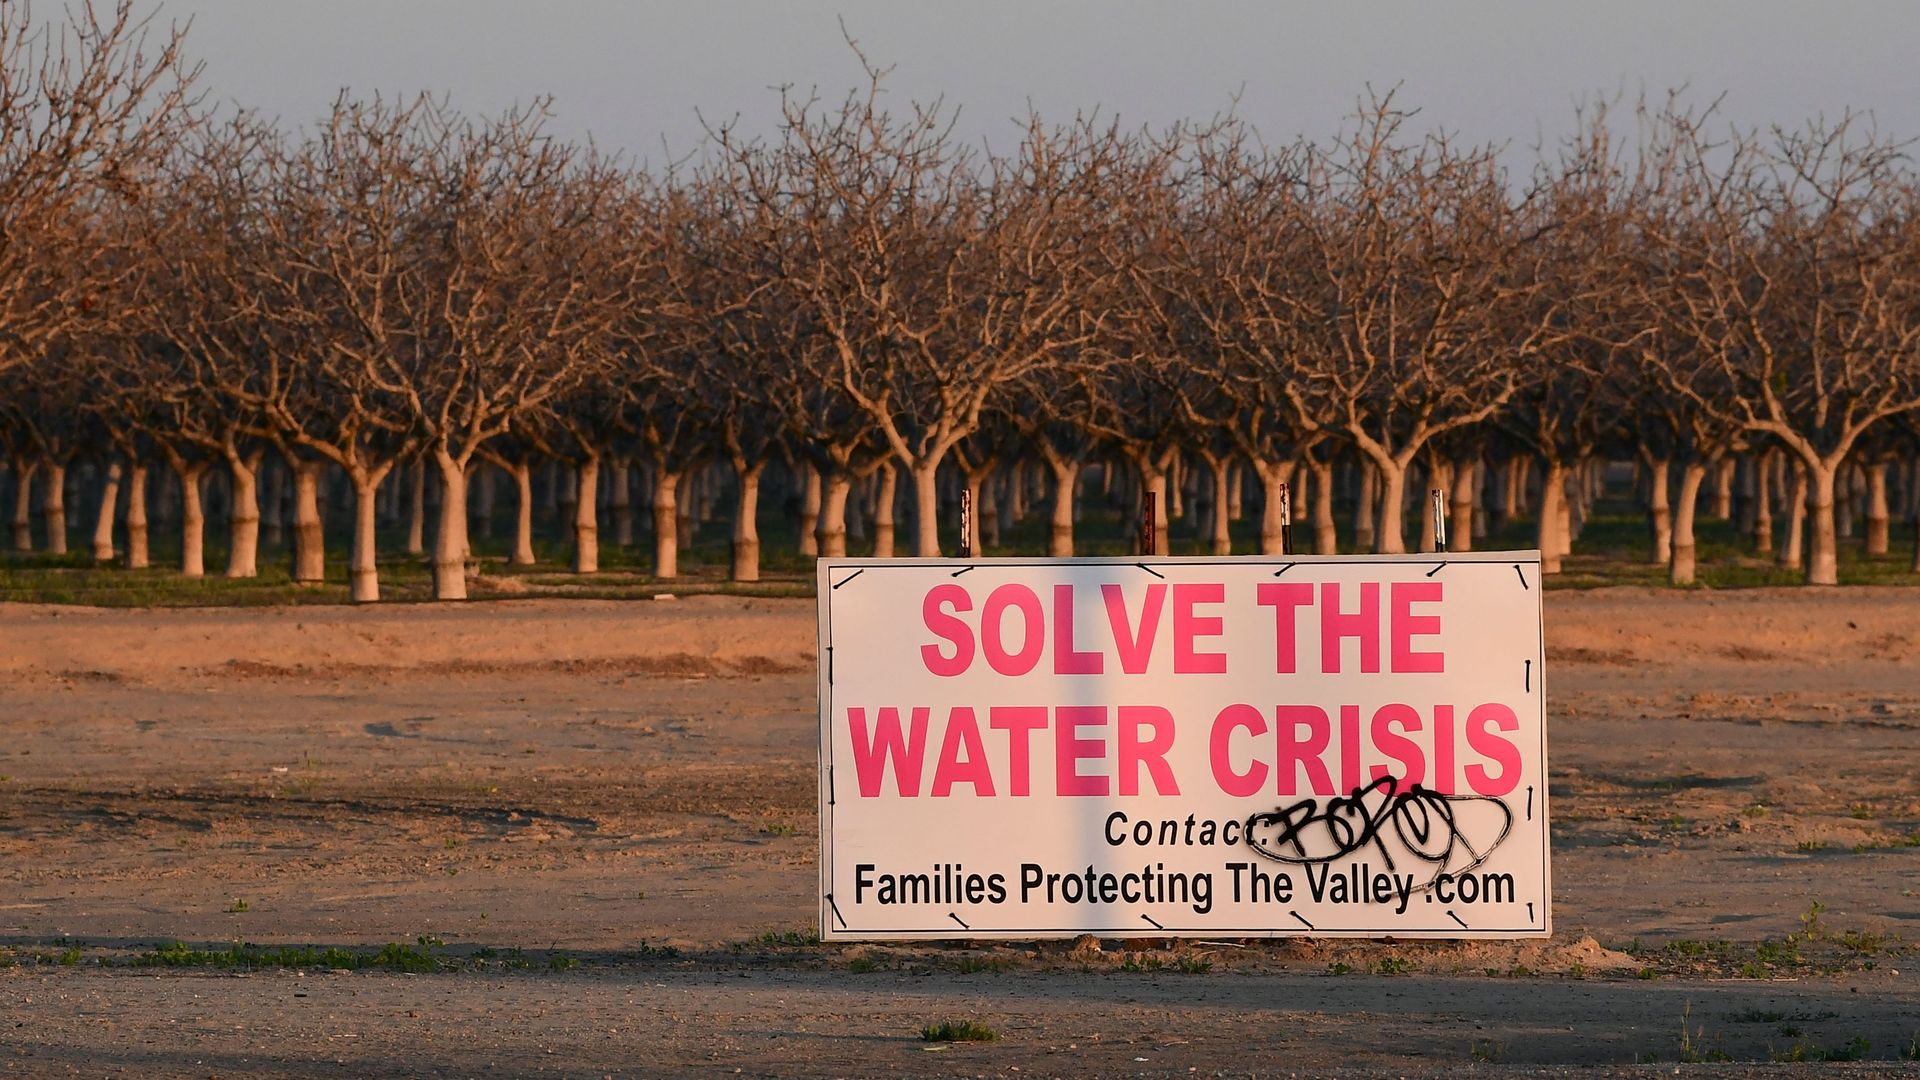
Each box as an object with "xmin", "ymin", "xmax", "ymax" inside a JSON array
[
  {"xmin": 1204, "ymin": 454, "xmax": 1232, "ymax": 555},
  {"xmin": 1353, "ymin": 462, "xmax": 1376, "ymax": 551},
  {"xmin": 1306, "ymin": 458, "xmax": 1336, "ymax": 554},
  {"xmin": 817, "ymin": 468, "xmax": 852, "ymax": 558},
  {"xmin": 572, "ymin": 455, "xmax": 600, "ymax": 574},
  {"xmin": 225, "ymin": 451, "xmax": 262, "ymax": 578},
  {"xmin": 1751, "ymin": 452, "xmax": 1774, "ymax": 554},
  {"xmin": 1449, "ymin": 457, "xmax": 1475, "ymax": 553},
  {"xmin": 1710, "ymin": 458, "xmax": 1734, "ymax": 520},
  {"xmin": 1537, "ymin": 460, "xmax": 1565, "ymax": 575},
  {"xmin": 1805, "ymin": 461, "xmax": 1839, "ymax": 586},
  {"xmin": 798, "ymin": 463, "xmax": 820, "ymax": 558},
  {"xmin": 1372, "ymin": 459, "xmax": 1408, "ymax": 554},
  {"xmin": 1253, "ymin": 460, "xmax": 1291, "ymax": 555},
  {"xmin": 910, "ymin": 460, "xmax": 942, "ymax": 557},
  {"xmin": 611, "ymin": 458, "xmax": 634, "ymax": 547},
  {"xmin": 124, "ymin": 462, "xmax": 149, "ymax": 569},
  {"xmin": 429, "ymin": 450, "xmax": 469, "ymax": 600},
  {"xmin": 508, "ymin": 459, "xmax": 536, "ymax": 565},
  {"xmin": 652, "ymin": 467, "xmax": 682, "ymax": 579},
  {"xmin": 10, "ymin": 458, "xmax": 35, "ymax": 551},
  {"xmin": 1645, "ymin": 456, "xmax": 1672, "ymax": 565},
  {"xmin": 871, "ymin": 463, "xmax": 897, "ymax": 558},
  {"xmin": 289, "ymin": 460, "xmax": 326, "ymax": 584},
  {"xmin": 1670, "ymin": 460, "xmax": 1708, "ymax": 586},
  {"xmin": 1864, "ymin": 462, "xmax": 1890, "ymax": 556},
  {"xmin": 1044, "ymin": 457, "xmax": 1078, "ymax": 557},
  {"xmin": 675, "ymin": 471, "xmax": 695, "ymax": 551},
  {"xmin": 404, "ymin": 458, "xmax": 426, "ymax": 557},
  {"xmin": 178, "ymin": 461, "xmax": 207, "ymax": 577},
  {"xmin": 91, "ymin": 461, "xmax": 122, "ymax": 562},
  {"xmin": 730, "ymin": 458, "xmax": 764, "ymax": 581},
  {"xmin": 42, "ymin": 460, "xmax": 67, "ymax": 555},
  {"xmin": 348, "ymin": 466, "xmax": 391, "ymax": 603},
  {"xmin": 261, "ymin": 457, "xmax": 285, "ymax": 548},
  {"xmin": 474, "ymin": 464, "xmax": 497, "ymax": 541},
  {"xmin": 1777, "ymin": 459, "xmax": 1807, "ymax": 570}
]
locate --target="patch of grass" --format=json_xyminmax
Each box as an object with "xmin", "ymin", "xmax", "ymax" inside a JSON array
[
  {"xmin": 845, "ymin": 956, "xmax": 878, "ymax": 974},
  {"xmin": 1118, "ymin": 955, "xmax": 1164, "ymax": 972},
  {"xmin": 1372, "ymin": 956, "xmax": 1413, "ymax": 975},
  {"xmin": 758, "ymin": 822, "xmax": 798, "ymax": 836},
  {"xmin": 224, "ymin": 898, "xmax": 250, "ymax": 914},
  {"xmin": 1471, "ymin": 1037, "xmax": 1504, "ymax": 1063},
  {"xmin": 1636, "ymin": 967, "xmax": 1659, "ymax": 980},
  {"xmin": 1177, "ymin": 955, "xmax": 1213, "ymax": 974},
  {"xmin": 1326, "ymin": 962, "xmax": 1353, "ymax": 975},
  {"xmin": 56, "ymin": 946, "xmax": 82, "ymax": 967},
  {"xmin": 1838, "ymin": 928, "xmax": 1888, "ymax": 954},
  {"xmin": 1901, "ymin": 1031, "xmax": 1919, "ymax": 1060},
  {"xmin": 1676, "ymin": 1001, "xmax": 1731, "ymax": 1063},
  {"xmin": 921, "ymin": 1020, "xmax": 997, "ymax": 1043},
  {"xmin": 1776, "ymin": 1035, "xmax": 1871, "ymax": 1063},
  {"xmin": 1798, "ymin": 899, "xmax": 1826, "ymax": 939},
  {"xmin": 1754, "ymin": 937, "xmax": 1801, "ymax": 966},
  {"xmin": 1849, "ymin": 803, "xmax": 1874, "ymax": 820},
  {"xmin": 1664, "ymin": 938, "xmax": 1731, "ymax": 959},
  {"xmin": 741, "ymin": 929, "xmax": 819, "ymax": 950},
  {"xmin": 952, "ymin": 955, "xmax": 1008, "ymax": 974},
  {"xmin": 132, "ymin": 940, "xmax": 442, "ymax": 973},
  {"xmin": 547, "ymin": 953, "xmax": 579, "ymax": 971},
  {"xmin": 1742, "ymin": 803, "xmax": 1770, "ymax": 818},
  {"xmin": 1738, "ymin": 961, "xmax": 1768, "ymax": 979},
  {"xmin": 1797, "ymin": 839, "xmax": 1828, "ymax": 852}
]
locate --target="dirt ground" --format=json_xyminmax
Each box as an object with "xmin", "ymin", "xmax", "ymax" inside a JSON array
[{"xmin": 1, "ymin": 588, "xmax": 1917, "ymax": 1076}]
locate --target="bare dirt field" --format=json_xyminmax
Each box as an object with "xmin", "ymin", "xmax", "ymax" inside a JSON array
[{"xmin": 2, "ymin": 588, "xmax": 1917, "ymax": 1076}]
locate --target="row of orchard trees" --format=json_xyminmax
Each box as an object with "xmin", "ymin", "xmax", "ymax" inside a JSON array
[{"xmin": 4, "ymin": 7, "xmax": 1920, "ymax": 599}]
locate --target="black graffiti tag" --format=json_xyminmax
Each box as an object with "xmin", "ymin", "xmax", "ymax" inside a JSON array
[{"xmin": 1243, "ymin": 775, "xmax": 1514, "ymax": 891}]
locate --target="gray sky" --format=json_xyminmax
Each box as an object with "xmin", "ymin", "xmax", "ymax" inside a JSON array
[{"xmin": 171, "ymin": 1, "xmax": 1919, "ymax": 165}]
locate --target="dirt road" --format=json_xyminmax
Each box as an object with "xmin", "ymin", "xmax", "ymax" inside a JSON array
[{"xmin": 1, "ymin": 588, "xmax": 1916, "ymax": 1073}]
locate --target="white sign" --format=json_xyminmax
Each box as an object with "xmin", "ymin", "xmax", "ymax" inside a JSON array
[{"xmin": 817, "ymin": 554, "xmax": 1549, "ymax": 940}]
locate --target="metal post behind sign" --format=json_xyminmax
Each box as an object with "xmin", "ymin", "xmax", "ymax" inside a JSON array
[
  {"xmin": 958, "ymin": 489, "xmax": 974, "ymax": 559},
  {"xmin": 1138, "ymin": 492, "xmax": 1156, "ymax": 556},
  {"xmin": 1278, "ymin": 482, "xmax": 1293, "ymax": 556},
  {"xmin": 1433, "ymin": 488, "xmax": 1448, "ymax": 553}
]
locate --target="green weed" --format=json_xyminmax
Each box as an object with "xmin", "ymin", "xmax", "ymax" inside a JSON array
[{"xmin": 921, "ymin": 1020, "xmax": 997, "ymax": 1043}]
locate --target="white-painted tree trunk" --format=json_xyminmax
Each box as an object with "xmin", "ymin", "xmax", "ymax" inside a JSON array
[
  {"xmin": 1777, "ymin": 459, "xmax": 1807, "ymax": 570},
  {"xmin": 730, "ymin": 459, "xmax": 764, "ymax": 581},
  {"xmin": 1751, "ymin": 452, "xmax": 1774, "ymax": 554},
  {"xmin": 797, "ymin": 463, "xmax": 820, "ymax": 558},
  {"xmin": 1865, "ymin": 462, "xmax": 1890, "ymax": 556},
  {"xmin": 509, "ymin": 459, "xmax": 536, "ymax": 565},
  {"xmin": 1449, "ymin": 457, "xmax": 1475, "ymax": 552},
  {"xmin": 124, "ymin": 462, "xmax": 149, "ymax": 569},
  {"xmin": 911, "ymin": 461, "xmax": 942, "ymax": 557},
  {"xmin": 651, "ymin": 467, "xmax": 681, "ymax": 579},
  {"xmin": 1044, "ymin": 457, "xmax": 1078, "ymax": 557},
  {"xmin": 431, "ymin": 450, "xmax": 469, "ymax": 600},
  {"xmin": 1252, "ymin": 460, "xmax": 1291, "ymax": 555},
  {"xmin": 572, "ymin": 455, "xmax": 600, "ymax": 574},
  {"xmin": 1645, "ymin": 457, "xmax": 1672, "ymax": 565},
  {"xmin": 1372, "ymin": 459, "xmax": 1408, "ymax": 554},
  {"xmin": 1805, "ymin": 462, "xmax": 1839, "ymax": 586},
  {"xmin": 348, "ymin": 465, "xmax": 394, "ymax": 603},
  {"xmin": 290, "ymin": 461, "xmax": 326, "ymax": 584},
  {"xmin": 42, "ymin": 461, "xmax": 67, "ymax": 555},
  {"xmin": 1669, "ymin": 460, "xmax": 1708, "ymax": 586},
  {"xmin": 226, "ymin": 451, "xmax": 262, "ymax": 578},
  {"xmin": 816, "ymin": 469, "xmax": 852, "ymax": 557},
  {"xmin": 10, "ymin": 458, "xmax": 35, "ymax": 551},
  {"xmin": 91, "ymin": 461, "xmax": 122, "ymax": 562},
  {"xmin": 1537, "ymin": 460, "xmax": 1565, "ymax": 575},
  {"xmin": 177, "ymin": 461, "xmax": 206, "ymax": 577},
  {"xmin": 1309, "ymin": 459, "xmax": 1337, "ymax": 554}
]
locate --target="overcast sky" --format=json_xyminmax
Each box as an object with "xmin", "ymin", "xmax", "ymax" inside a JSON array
[{"xmin": 169, "ymin": 1, "xmax": 1918, "ymax": 165}]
